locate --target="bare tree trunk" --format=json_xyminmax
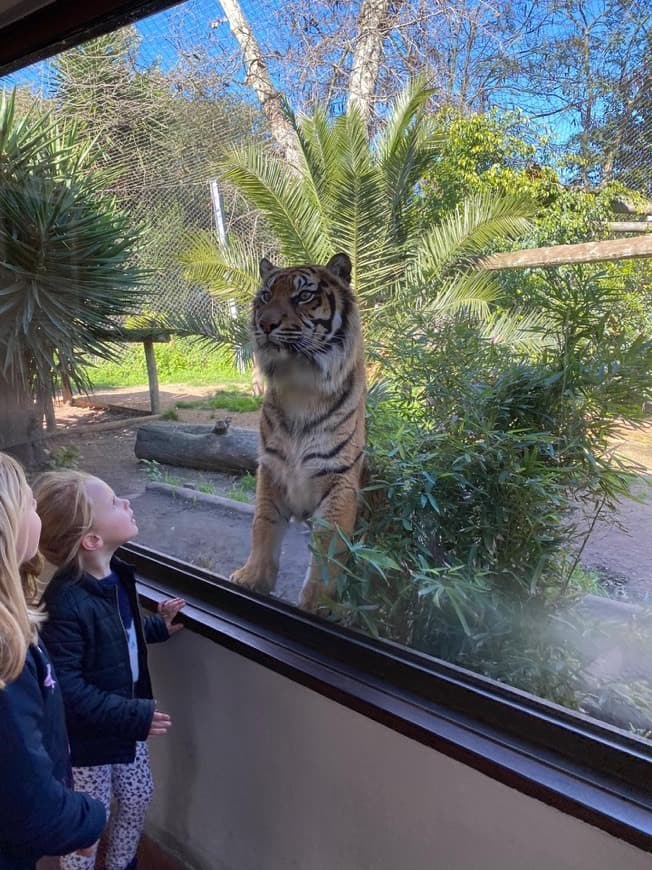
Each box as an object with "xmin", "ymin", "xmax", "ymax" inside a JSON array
[
  {"xmin": 59, "ymin": 364, "xmax": 73, "ymax": 404},
  {"xmin": 348, "ymin": 0, "xmax": 390, "ymax": 128},
  {"xmin": 40, "ymin": 391, "xmax": 57, "ymax": 433},
  {"xmin": 0, "ymin": 376, "xmax": 44, "ymax": 466},
  {"xmin": 220, "ymin": 0, "xmax": 302, "ymax": 167}
]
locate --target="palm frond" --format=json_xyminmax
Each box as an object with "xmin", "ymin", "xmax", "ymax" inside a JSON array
[
  {"xmin": 413, "ymin": 193, "xmax": 535, "ymax": 284},
  {"xmin": 480, "ymin": 309, "xmax": 554, "ymax": 352},
  {"xmin": 322, "ymin": 110, "xmax": 396, "ymax": 296},
  {"xmin": 376, "ymin": 79, "xmax": 443, "ymax": 226},
  {"xmin": 0, "ymin": 89, "xmax": 55, "ymax": 180},
  {"xmin": 424, "ymin": 271, "xmax": 503, "ymax": 321},
  {"xmin": 177, "ymin": 80, "xmax": 537, "ymax": 353},
  {"xmin": 221, "ymin": 145, "xmax": 329, "ymax": 263},
  {"xmin": 180, "ymin": 230, "xmax": 261, "ymax": 303},
  {"xmin": 375, "ymin": 77, "xmax": 433, "ymax": 165},
  {"xmin": 0, "ymin": 123, "xmax": 144, "ymax": 392},
  {"xmin": 285, "ymin": 104, "xmax": 333, "ymax": 205},
  {"xmin": 163, "ymin": 308, "xmax": 254, "ymax": 370}
]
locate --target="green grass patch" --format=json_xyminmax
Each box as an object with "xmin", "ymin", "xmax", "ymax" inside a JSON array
[
  {"xmin": 138, "ymin": 459, "xmax": 183, "ymax": 486},
  {"xmin": 198, "ymin": 482, "xmax": 217, "ymax": 495},
  {"xmin": 84, "ymin": 337, "xmax": 249, "ymax": 389},
  {"xmin": 176, "ymin": 389, "xmax": 262, "ymax": 413},
  {"xmin": 226, "ymin": 473, "xmax": 257, "ymax": 503}
]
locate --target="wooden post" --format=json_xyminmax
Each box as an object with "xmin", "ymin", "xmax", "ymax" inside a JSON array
[
  {"xmin": 481, "ymin": 234, "xmax": 652, "ymax": 271},
  {"xmin": 143, "ymin": 338, "xmax": 160, "ymax": 415}
]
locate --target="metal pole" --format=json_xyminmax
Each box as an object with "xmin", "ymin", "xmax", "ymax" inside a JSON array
[{"xmin": 209, "ymin": 178, "xmax": 241, "ymax": 364}]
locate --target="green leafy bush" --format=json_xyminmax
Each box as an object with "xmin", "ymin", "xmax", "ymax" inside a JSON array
[{"xmin": 333, "ymin": 273, "xmax": 652, "ymax": 710}]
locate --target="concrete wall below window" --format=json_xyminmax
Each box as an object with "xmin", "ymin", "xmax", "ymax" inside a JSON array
[{"xmin": 146, "ymin": 626, "xmax": 649, "ymax": 870}]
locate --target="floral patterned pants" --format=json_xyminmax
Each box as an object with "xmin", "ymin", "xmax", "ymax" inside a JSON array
[{"xmin": 61, "ymin": 741, "xmax": 153, "ymax": 870}]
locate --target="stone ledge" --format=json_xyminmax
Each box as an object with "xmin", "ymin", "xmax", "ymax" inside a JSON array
[{"xmin": 145, "ymin": 480, "xmax": 255, "ymax": 515}]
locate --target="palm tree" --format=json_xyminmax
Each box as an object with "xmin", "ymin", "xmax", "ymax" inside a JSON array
[
  {"xmin": 0, "ymin": 90, "xmax": 144, "ymax": 463},
  {"xmin": 180, "ymin": 80, "xmax": 535, "ymax": 350}
]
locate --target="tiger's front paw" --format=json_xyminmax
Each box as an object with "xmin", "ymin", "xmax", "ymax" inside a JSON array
[
  {"xmin": 298, "ymin": 579, "xmax": 334, "ymax": 613},
  {"xmin": 230, "ymin": 563, "xmax": 277, "ymax": 595}
]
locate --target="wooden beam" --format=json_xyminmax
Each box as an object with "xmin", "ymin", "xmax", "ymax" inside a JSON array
[
  {"xmin": 94, "ymin": 328, "xmax": 171, "ymax": 343},
  {"xmin": 611, "ymin": 197, "xmax": 652, "ymax": 215},
  {"xmin": 143, "ymin": 338, "xmax": 161, "ymax": 415},
  {"xmin": 481, "ymin": 234, "xmax": 652, "ymax": 271},
  {"xmin": 607, "ymin": 222, "xmax": 652, "ymax": 233}
]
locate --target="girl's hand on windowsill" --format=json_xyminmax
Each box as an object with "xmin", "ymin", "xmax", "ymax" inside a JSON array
[{"xmin": 158, "ymin": 597, "xmax": 186, "ymax": 635}]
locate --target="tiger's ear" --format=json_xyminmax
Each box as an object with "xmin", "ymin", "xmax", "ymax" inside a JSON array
[
  {"xmin": 259, "ymin": 258, "xmax": 277, "ymax": 281},
  {"xmin": 326, "ymin": 252, "xmax": 352, "ymax": 284}
]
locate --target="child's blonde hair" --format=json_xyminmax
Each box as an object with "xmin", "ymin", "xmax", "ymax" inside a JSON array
[
  {"xmin": 0, "ymin": 452, "xmax": 42, "ymax": 687},
  {"xmin": 33, "ymin": 470, "xmax": 95, "ymax": 575}
]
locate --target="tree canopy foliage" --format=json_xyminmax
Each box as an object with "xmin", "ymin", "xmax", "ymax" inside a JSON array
[
  {"xmin": 181, "ymin": 82, "xmax": 534, "ymax": 336},
  {"xmin": 227, "ymin": 0, "xmax": 650, "ymax": 191}
]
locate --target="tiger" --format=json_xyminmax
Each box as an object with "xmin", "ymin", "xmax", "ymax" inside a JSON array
[{"xmin": 229, "ymin": 252, "xmax": 366, "ymax": 611}]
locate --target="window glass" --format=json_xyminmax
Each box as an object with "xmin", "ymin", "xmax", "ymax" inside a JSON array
[{"xmin": 3, "ymin": 0, "xmax": 651, "ymax": 742}]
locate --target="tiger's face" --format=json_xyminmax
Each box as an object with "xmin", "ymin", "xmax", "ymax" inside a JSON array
[{"xmin": 252, "ymin": 253, "xmax": 356, "ymax": 378}]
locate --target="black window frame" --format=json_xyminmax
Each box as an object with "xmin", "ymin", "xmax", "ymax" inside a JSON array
[
  {"xmin": 125, "ymin": 542, "xmax": 652, "ymax": 852},
  {"xmin": 1, "ymin": 0, "xmax": 651, "ymax": 852},
  {"xmin": 0, "ymin": 0, "xmax": 184, "ymax": 76}
]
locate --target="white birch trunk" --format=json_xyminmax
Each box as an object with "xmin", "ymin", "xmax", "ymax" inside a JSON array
[
  {"xmin": 347, "ymin": 0, "xmax": 390, "ymax": 127},
  {"xmin": 219, "ymin": 0, "xmax": 302, "ymax": 167}
]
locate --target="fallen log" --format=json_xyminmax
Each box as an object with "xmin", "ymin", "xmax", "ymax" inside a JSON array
[{"xmin": 135, "ymin": 422, "xmax": 259, "ymax": 473}]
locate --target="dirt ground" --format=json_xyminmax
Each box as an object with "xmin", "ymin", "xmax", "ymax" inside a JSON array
[
  {"xmin": 46, "ymin": 384, "xmax": 309, "ymax": 606},
  {"xmin": 575, "ymin": 422, "xmax": 651, "ymax": 603},
  {"xmin": 49, "ymin": 383, "xmax": 260, "ymax": 494},
  {"xmin": 45, "ymin": 383, "xmax": 652, "ymax": 604}
]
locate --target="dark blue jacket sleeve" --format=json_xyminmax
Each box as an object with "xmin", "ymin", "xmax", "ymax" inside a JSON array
[
  {"xmin": 0, "ymin": 655, "xmax": 106, "ymax": 862},
  {"xmin": 41, "ymin": 596, "xmax": 154, "ymax": 741},
  {"xmin": 144, "ymin": 614, "xmax": 169, "ymax": 644}
]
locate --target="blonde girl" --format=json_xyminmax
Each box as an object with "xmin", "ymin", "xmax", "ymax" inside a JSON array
[
  {"xmin": 35, "ymin": 470, "xmax": 184, "ymax": 870},
  {"xmin": 0, "ymin": 452, "xmax": 105, "ymax": 869},
  {"xmin": 0, "ymin": 453, "xmax": 43, "ymax": 686}
]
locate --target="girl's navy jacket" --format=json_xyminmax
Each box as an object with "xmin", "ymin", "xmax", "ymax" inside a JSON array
[
  {"xmin": 40, "ymin": 556, "xmax": 169, "ymax": 768},
  {"xmin": 0, "ymin": 643, "xmax": 106, "ymax": 869}
]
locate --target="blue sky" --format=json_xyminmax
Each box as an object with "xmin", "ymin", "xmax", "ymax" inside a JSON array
[{"xmin": 1, "ymin": 0, "xmax": 639, "ymax": 167}]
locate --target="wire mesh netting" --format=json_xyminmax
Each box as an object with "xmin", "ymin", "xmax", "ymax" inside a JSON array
[
  {"xmin": 2, "ymin": 0, "xmax": 652, "ymax": 743},
  {"xmin": 2, "ymin": 0, "xmax": 651, "ymax": 325}
]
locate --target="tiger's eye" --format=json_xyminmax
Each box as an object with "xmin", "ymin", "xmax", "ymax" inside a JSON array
[{"xmin": 297, "ymin": 290, "xmax": 315, "ymax": 303}]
